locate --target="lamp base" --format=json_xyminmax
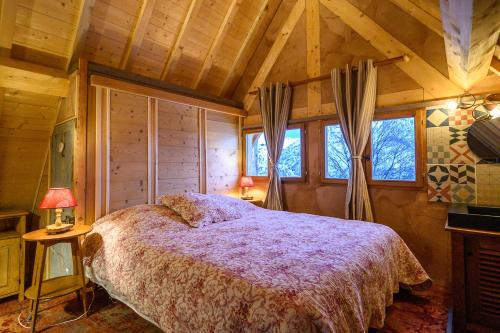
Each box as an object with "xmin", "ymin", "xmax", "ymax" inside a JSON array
[{"xmin": 46, "ymin": 223, "xmax": 73, "ymax": 234}]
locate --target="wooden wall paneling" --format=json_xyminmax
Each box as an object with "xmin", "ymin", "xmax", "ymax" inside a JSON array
[
  {"xmin": 199, "ymin": 108, "xmax": 207, "ymax": 194},
  {"xmin": 85, "ymin": 86, "xmax": 97, "ymax": 224},
  {"xmin": 108, "ymin": 90, "xmax": 149, "ymax": 212},
  {"xmin": 67, "ymin": 0, "xmax": 96, "ymax": 70},
  {"xmin": 93, "ymin": 87, "xmax": 110, "ymax": 218},
  {"xmin": 206, "ymin": 111, "xmax": 240, "ymax": 195},
  {"xmin": 75, "ymin": 59, "xmax": 87, "ymax": 224},
  {"xmin": 305, "ymin": 0, "xmax": 321, "ymax": 117},
  {"xmin": 156, "ymin": 99, "xmax": 200, "ymax": 196},
  {"xmin": 388, "ymin": 0, "xmax": 443, "ymax": 37}
]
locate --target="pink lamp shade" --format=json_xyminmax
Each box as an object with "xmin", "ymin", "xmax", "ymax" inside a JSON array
[
  {"xmin": 39, "ymin": 188, "xmax": 77, "ymax": 209},
  {"xmin": 239, "ymin": 176, "xmax": 255, "ymax": 188}
]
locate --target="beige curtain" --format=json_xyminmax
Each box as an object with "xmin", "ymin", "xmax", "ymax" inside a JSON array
[
  {"xmin": 331, "ymin": 60, "xmax": 377, "ymax": 221},
  {"xmin": 258, "ymin": 82, "xmax": 292, "ymax": 210}
]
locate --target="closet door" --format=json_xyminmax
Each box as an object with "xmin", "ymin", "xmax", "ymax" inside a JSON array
[
  {"xmin": 157, "ymin": 100, "xmax": 200, "ymax": 196},
  {"xmin": 109, "ymin": 91, "xmax": 149, "ymax": 212},
  {"xmin": 206, "ymin": 111, "xmax": 239, "ymax": 195}
]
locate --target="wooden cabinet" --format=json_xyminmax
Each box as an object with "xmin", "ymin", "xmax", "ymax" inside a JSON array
[
  {"xmin": 447, "ymin": 224, "xmax": 500, "ymax": 332},
  {"xmin": 0, "ymin": 210, "xmax": 28, "ymax": 301},
  {"xmin": 0, "ymin": 237, "xmax": 20, "ymax": 297}
]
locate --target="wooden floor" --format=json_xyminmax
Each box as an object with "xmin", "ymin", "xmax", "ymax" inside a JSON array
[{"xmin": 0, "ymin": 286, "xmax": 450, "ymax": 332}]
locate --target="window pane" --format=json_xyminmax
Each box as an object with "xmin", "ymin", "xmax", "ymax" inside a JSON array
[
  {"xmin": 371, "ymin": 117, "xmax": 416, "ymax": 181},
  {"xmin": 278, "ymin": 128, "xmax": 302, "ymax": 177},
  {"xmin": 325, "ymin": 125, "xmax": 350, "ymax": 179},
  {"xmin": 245, "ymin": 132, "xmax": 268, "ymax": 176}
]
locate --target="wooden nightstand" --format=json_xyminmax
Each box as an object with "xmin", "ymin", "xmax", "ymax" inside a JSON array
[
  {"xmin": 0, "ymin": 209, "xmax": 28, "ymax": 302},
  {"xmin": 243, "ymin": 199, "xmax": 264, "ymax": 207},
  {"xmin": 23, "ymin": 224, "xmax": 92, "ymax": 333}
]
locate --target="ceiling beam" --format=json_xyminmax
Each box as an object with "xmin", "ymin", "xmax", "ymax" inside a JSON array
[
  {"xmin": 243, "ymin": 0, "xmax": 306, "ymax": 110},
  {"xmin": 388, "ymin": 0, "xmax": 442, "ymax": 36},
  {"xmin": 192, "ymin": 0, "xmax": 242, "ymax": 89},
  {"xmin": 160, "ymin": 0, "xmax": 204, "ymax": 81},
  {"xmin": 67, "ymin": 0, "xmax": 96, "ymax": 71},
  {"xmin": 490, "ymin": 56, "xmax": 500, "ymax": 76},
  {"xmin": 218, "ymin": 0, "xmax": 272, "ymax": 96},
  {"xmin": 320, "ymin": 0, "xmax": 462, "ymax": 98},
  {"xmin": 0, "ymin": 0, "xmax": 17, "ymax": 55},
  {"xmin": 120, "ymin": 0, "xmax": 156, "ymax": 70},
  {"xmin": 305, "ymin": 0, "xmax": 321, "ymax": 116},
  {"xmin": 440, "ymin": 0, "xmax": 500, "ymax": 90},
  {"xmin": 0, "ymin": 56, "xmax": 69, "ymax": 96}
]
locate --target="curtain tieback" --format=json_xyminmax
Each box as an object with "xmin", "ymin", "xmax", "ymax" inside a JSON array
[{"xmin": 351, "ymin": 155, "xmax": 362, "ymax": 160}]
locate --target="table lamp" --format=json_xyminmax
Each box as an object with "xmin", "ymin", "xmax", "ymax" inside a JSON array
[
  {"xmin": 39, "ymin": 187, "xmax": 77, "ymax": 234},
  {"xmin": 240, "ymin": 176, "xmax": 254, "ymax": 200}
]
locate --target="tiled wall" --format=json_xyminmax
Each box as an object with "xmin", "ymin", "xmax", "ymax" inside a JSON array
[{"xmin": 426, "ymin": 107, "xmax": 500, "ymax": 206}]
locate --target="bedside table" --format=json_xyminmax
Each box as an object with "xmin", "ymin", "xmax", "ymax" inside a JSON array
[
  {"xmin": 22, "ymin": 224, "xmax": 92, "ymax": 332},
  {"xmin": 243, "ymin": 199, "xmax": 264, "ymax": 207}
]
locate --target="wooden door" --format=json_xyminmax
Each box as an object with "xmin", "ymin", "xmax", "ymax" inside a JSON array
[{"xmin": 0, "ymin": 238, "xmax": 20, "ymax": 297}]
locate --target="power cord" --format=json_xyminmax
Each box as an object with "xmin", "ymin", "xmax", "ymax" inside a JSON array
[{"xmin": 17, "ymin": 287, "xmax": 95, "ymax": 329}]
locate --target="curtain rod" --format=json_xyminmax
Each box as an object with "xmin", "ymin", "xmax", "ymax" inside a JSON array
[{"xmin": 248, "ymin": 54, "xmax": 410, "ymax": 95}]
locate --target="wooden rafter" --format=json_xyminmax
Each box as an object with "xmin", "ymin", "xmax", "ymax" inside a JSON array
[
  {"xmin": 67, "ymin": 0, "xmax": 96, "ymax": 70},
  {"xmin": 218, "ymin": 0, "xmax": 272, "ymax": 96},
  {"xmin": 0, "ymin": 56, "xmax": 69, "ymax": 96},
  {"xmin": 388, "ymin": 0, "xmax": 442, "ymax": 36},
  {"xmin": 0, "ymin": 0, "xmax": 17, "ymax": 54},
  {"xmin": 160, "ymin": 0, "xmax": 204, "ymax": 81},
  {"xmin": 305, "ymin": 0, "xmax": 321, "ymax": 116},
  {"xmin": 120, "ymin": 0, "xmax": 157, "ymax": 70},
  {"xmin": 243, "ymin": 0, "xmax": 306, "ymax": 110},
  {"xmin": 320, "ymin": 0, "xmax": 462, "ymax": 98},
  {"xmin": 192, "ymin": 0, "xmax": 242, "ymax": 89},
  {"xmin": 440, "ymin": 0, "xmax": 500, "ymax": 89}
]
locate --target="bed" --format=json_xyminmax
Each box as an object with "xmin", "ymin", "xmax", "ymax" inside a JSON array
[{"xmin": 83, "ymin": 194, "xmax": 430, "ymax": 333}]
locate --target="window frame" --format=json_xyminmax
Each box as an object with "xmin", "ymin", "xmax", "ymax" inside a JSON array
[
  {"xmin": 321, "ymin": 109, "xmax": 425, "ymax": 189},
  {"xmin": 242, "ymin": 123, "xmax": 307, "ymax": 183}
]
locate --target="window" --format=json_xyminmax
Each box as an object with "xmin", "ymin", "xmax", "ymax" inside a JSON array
[
  {"xmin": 245, "ymin": 131, "xmax": 268, "ymax": 177},
  {"xmin": 370, "ymin": 117, "xmax": 416, "ymax": 181},
  {"xmin": 244, "ymin": 125, "xmax": 305, "ymax": 180},
  {"xmin": 324, "ymin": 124, "xmax": 350, "ymax": 179},
  {"xmin": 322, "ymin": 109, "xmax": 423, "ymax": 187}
]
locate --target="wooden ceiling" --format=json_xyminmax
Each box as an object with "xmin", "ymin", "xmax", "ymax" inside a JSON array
[{"xmin": 0, "ymin": 0, "xmax": 499, "ymax": 105}]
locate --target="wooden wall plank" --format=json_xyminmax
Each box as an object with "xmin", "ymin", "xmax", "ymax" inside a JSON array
[
  {"xmin": 0, "ymin": 0, "xmax": 17, "ymax": 53},
  {"xmin": 67, "ymin": 0, "xmax": 96, "ymax": 70},
  {"xmin": 388, "ymin": 0, "xmax": 442, "ymax": 36},
  {"xmin": 157, "ymin": 99, "xmax": 200, "ymax": 196}
]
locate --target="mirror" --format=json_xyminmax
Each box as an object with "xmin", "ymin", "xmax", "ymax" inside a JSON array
[{"xmin": 467, "ymin": 117, "xmax": 500, "ymax": 162}]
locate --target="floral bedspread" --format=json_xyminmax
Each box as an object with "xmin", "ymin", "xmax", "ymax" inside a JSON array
[{"xmin": 83, "ymin": 204, "xmax": 430, "ymax": 333}]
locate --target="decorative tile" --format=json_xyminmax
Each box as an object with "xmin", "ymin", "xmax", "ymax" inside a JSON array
[
  {"xmin": 449, "ymin": 109, "xmax": 474, "ymax": 126},
  {"xmin": 427, "ymin": 145, "xmax": 450, "ymax": 164},
  {"xmin": 476, "ymin": 164, "xmax": 500, "ymax": 206},
  {"xmin": 427, "ymin": 165, "xmax": 451, "ymax": 202},
  {"xmin": 428, "ymin": 165, "xmax": 450, "ymax": 184},
  {"xmin": 449, "ymin": 165, "xmax": 475, "ymax": 184},
  {"xmin": 426, "ymin": 127, "xmax": 450, "ymax": 147},
  {"xmin": 449, "ymin": 125, "xmax": 469, "ymax": 145},
  {"xmin": 426, "ymin": 108, "xmax": 449, "ymax": 128},
  {"xmin": 451, "ymin": 184, "xmax": 476, "ymax": 204},
  {"xmin": 450, "ymin": 144, "xmax": 476, "ymax": 164},
  {"xmin": 428, "ymin": 180, "xmax": 451, "ymax": 202}
]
